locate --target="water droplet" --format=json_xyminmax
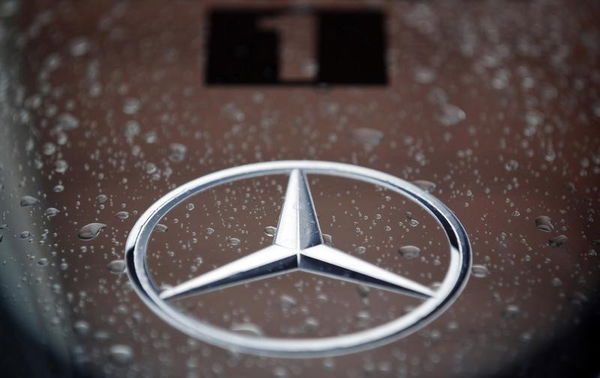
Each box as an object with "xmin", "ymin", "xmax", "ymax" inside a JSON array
[
  {"xmin": 53, "ymin": 184, "xmax": 64, "ymax": 192},
  {"xmin": 142, "ymin": 132, "xmax": 157, "ymax": 144},
  {"xmin": 206, "ymin": 227, "xmax": 215, "ymax": 235},
  {"xmin": 322, "ymin": 233, "xmax": 333, "ymax": 245},
  {"xmin": 504, "ymin": 304, "xmax": 520, "ymax": 317},
  {"xmin": 357, "ymin": 285, "xmax": 370, "ymax": 298},
  {"xmin": 413, "ymin": 180, "xmax": 436, "ymax": 193},
  {"xmin": 323, "ymin": 358, "xmax": 336, "ymax": 370},
  {"xmin": 548, "ymin": 235, "xmax": 567, "ymax": 247},
  {"xmin": 186, "ymin": 203, "xmax": 195, "ymax": 211},
  {"xmin": 304, "ymin": 317, "xmax": 320, "ymax": 330},
  {"xmin": 55, "ymin": 159, "xmax": 68, "ymax": 173},
  {"xmin": 124, "ymin": 120, "xmax": 140, "ymax": 139},
  {"xmin": 74, "ymin": 320, "xmax": 90, "ymax": 335},
  {"xmin": 154, "ymin": 224, "xmax": 168, "ymax": 232},
  {"xmin": 551, "ymin": 277, "xmax": 563, "ymax": 287},
  {"xmin": 186, "ymin": 357, "xmax": 199, "ymax": 369},
  {"xmin": 525, "ymin": 110, "xmax": 543, "ymax": 130},
  {"xmin": 42, "ymin": 143, "xmax": 56, "ymax": 155},
  {"xmin": 96, "ymin": 194, "xmax": 108, "ymax": 204},
  {"xmin": 145, "ymin": 162, "xmax": 157, "ymax": 174},
  {"xmin": 20, "ymin": 195, "xmax": 39, "ymax": 207},
  {"xmin": 107, "ymin": 259, "xmax": 126, "ymax": 274},
  {"xmin": 351, "ymin": 128, "xmax": 384, "ymax": 148},
  {"xmin": 78, "ymin": 223, "xmax": 106, "ymax": 241},
  {"xmin": 437, "ymin": 103, "xmax": 466, "ymax": 126},
  {"xmin": 168, "ymin": 143, "xmax": 187, "ymax": 162},
  {"xmin": 356, "ymin": 310, "xmax": 371, "ymax": 322},
  {"xmin": 535, "ymin": 216, "xmax": 554, "ymax": 232},
  {"xmin": 56, "ymin": 113, "xmax": 79, "ymax": 130},
  {"xmin": 356, "ymin": 246, "xmax": 366, "ymax": 254},
  {"xmin": 520, "ymin": 332, "xmax": 532, "ymax": 342},
  {"xmin": 231, "ymin": 323, "xmax": 263, "ymax": 336},
  {"xmin": 504, "ymin": 160, "xmax": 519, "ymax": 171},
  {"xmin": 593, "ymin": 101, "xmax": 600, "ymax": 118},
  {"xmin": 37, "ymin": 258, "xmax": 49, "ymax": 266},
  {"xmin": 273, "ymin": 366, "xmax": 289, "ymax": 378},
  {"xmin": 69, "ymin": 37, "xmax": 91, "ymax": 56},
  {"xmin": 398, "ymin": 245, "xmax": 421, "ymax": 259},
  {"xmin": 123, "ymin": 98, "xmax": 140, "ymax": 115},
  {"xmin": 229, "ymin": 237, "xmax": 241, "ymax": 246},
  {"xmin": 0, "ymin": 1, "xmax": 18, "ymax": 17},
  {"xmin": 280, "ymin": 294, "xmax": 297, "ymax": 310},
  {"xmin": 471, "ymin": 264, "xmax": 490, "ymax": 278},
  {"xmin": 45, "ymin": 207, "xmax": 60, "ymax": 217},
  {"xmin": 264, "ymin": 226, "xmax": 277, "ymax": 237},
  {"xmin": 115, "ymin": 211, "xmax": 129, "ymax": 220},
  {"xmin": 109, "ymin": 344, "xmax": 133, "ymax": 365},
  {"xmin": 20, "ymin": 231, "xmax": 31, "ymax": 239},
  {"xmin": 413, "ymin": 67, "xmax": 436, "ymax": 84},
  {"xmin": 406, "ymin": 214, "xmax": 420, "ymax": 227}
]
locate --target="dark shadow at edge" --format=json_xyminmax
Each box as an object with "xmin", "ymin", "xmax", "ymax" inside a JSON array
[
  {"xmin": 0, "ymin": 297, "xmax": 95, "ymax": 378},
  {"xmin": 492, "ymin": 291, "xmax": 600, "ymax": 378}
]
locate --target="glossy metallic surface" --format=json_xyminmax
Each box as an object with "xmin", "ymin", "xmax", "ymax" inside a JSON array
[
  {"xmin": 1, "ymin": 0, "xmax": 599, "ymax": 377},
  {"xmin": 126, "ymin": 161, "xmax": 470, "ymax": 356}
]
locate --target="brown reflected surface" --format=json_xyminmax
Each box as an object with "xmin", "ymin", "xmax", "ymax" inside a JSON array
[{"xmin": 0, "ymin": 0, "xmax": 599, "ymax": 377}]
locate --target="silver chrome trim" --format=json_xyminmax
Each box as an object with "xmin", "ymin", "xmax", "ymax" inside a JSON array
[{"xmin": 125, "ymin": 161, "xmax": 471, "ymax": 357}]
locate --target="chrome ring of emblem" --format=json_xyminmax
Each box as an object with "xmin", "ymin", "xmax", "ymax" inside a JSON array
[{"xmin": 125, "ymin": 160, "xmax": 471, "ymax": 357}]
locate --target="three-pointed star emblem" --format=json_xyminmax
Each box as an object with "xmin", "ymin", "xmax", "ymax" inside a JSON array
[{"xmin": 159, "ymin": 169, "xmax": 434, "ymax": 301}]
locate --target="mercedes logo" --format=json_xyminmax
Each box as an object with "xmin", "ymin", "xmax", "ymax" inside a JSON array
[{"xmin": 125, "ymin": 161, "xmax": 471, "ymax": 357}]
